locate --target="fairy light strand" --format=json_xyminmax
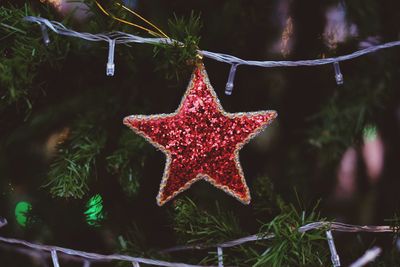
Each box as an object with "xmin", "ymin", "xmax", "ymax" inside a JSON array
[
  {"xmin": 0, "ymin": 235, "xmax": 205, "ymax": 267},
  {"xmin": 24, "ymin": 16, "xmax": 400, "ymax": 94},
  {"xmin": 0, "ymin": 216, "xmax": 393, "ymax": 266},
  {"xmin": 349, "ymin": 247, "xmax": 382, "ymax": 267},
  {"xmin": 217, "ymin": 247, "xmax": 224, "ymax": 267},
  {"xmin": 51, "ymin": 249, "xmax": 60, "ymax": 267},
  {"xmin": 326, "ymin": 230, "xmax": 341, "ymax": 267},
  {"xmin": 165, "ymin": 221, "xmax": 396, "ymax": 253}
]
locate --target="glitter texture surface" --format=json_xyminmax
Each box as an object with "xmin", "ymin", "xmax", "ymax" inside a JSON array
[{"xmin": 123, "ymin": 64, "xmax": 277, "ymax": 206}]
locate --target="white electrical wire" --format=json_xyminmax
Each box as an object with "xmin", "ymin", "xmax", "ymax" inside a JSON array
[
  {"xmin": 325, "ymin": 230, "xmax": 341, "ymax": 267},
  {"xmin": 0, "ymin": 217, "xmax": 394, "ymax": 267},
  {"xmin": 0, "ymin": 236, "xmax": 210, "ymax": 267},
  {"xmin": 24, "ymin": 16, "xmax": 400, "ymax": 67},
  {"xmin": 349, "ymin": 247, "xmax": 382, "ymax": 267},
  {"xmin": 23, "ymin": 16, "xmax": 400, "ymax": 94}
]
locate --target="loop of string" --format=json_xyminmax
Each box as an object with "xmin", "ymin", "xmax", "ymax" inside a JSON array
[{"xmin": 94, "ymin": 1, "xmax": 169, "ymax": 38}]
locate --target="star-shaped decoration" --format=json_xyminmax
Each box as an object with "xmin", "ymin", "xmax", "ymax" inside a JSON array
[{"xmin": 124, "ymin": 63, "xmax": 277, "ymax": 206}]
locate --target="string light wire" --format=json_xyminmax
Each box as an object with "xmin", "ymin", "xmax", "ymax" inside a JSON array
[
  {"xmin": 27, "ymin": 16, "xmax": 400, "ymax": 67},
  {"xmin": 24, "ymin": 16, "xmax": 400, "ymax": 92},
  {"xmin": 0, "ymin": 216, "xmax": 396, "ymax": 267}
]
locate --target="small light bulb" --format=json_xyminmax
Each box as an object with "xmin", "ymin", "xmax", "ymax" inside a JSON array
[
  {"xmin": 107, "ymin": 39, "xmax": 116, "ymax": 76},
  {"xmin": 333, "ymin": 61, "xmax": 344, "ymax": 85},
  {"xmin": 225, "ymin": 64, "xmax": 239, "ymax": 95}
]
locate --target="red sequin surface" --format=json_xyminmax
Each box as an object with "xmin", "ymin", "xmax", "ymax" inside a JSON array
[{"xmin": 124, "ymin": 64, "xmax": 277, "ymax": 206}]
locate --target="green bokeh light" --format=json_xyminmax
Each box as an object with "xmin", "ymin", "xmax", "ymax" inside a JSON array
[
  {"xmin": 363, "ymin": 125, "xmax": 378, "ymax": 142},
  {"xmin": 15, "ymin": 201, "xmax": 32, "ymax": 227},
  {"xmin": 84, "ymin": 194, "xmax": 105, "ymax": 227}
]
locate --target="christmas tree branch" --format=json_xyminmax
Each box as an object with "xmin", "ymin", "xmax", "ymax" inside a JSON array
[
  {"xmin": 106, "ymin": 130, "xmax": 146, "ymax": 196},
  {"xmin": 0, "ymin": 5, "xmax": 68, "ymax": 114},
  {"xmin": 45, "ymin": 114, "xmax": 106, "ymax": 199},
  {"xmin": 170, "ymin": 198, "xmax": 244, "ymax": 246},
  {"xmin": 153, "ymin": 11, "xmax": 202, "ymax": 80}
]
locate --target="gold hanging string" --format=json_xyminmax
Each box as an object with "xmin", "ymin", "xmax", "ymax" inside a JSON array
[
  {"xmin": 115, "ymin": 3, "xmax": 169, "ymax": 39},
  {"xmin": 94, "ymin": 1, "xmax": 169, "ymax": 38}
]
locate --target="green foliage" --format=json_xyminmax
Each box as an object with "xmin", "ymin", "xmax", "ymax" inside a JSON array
[
  {"xmin": 252, "ymin": 176, "xmax": 284, "ymax": 215},
  {"xmin": 106, "ymin": 130, "xmax": 146, "ymax": 196},
  {"xmin": 117, "ymin": 224, "xmax": 147, "ymax": 256},
  {"xmin": 253, "ymin": 203, "xmax": 329, "ymax": 267},
  {"xmin": 308, "ymin": 95, "xmax": 365, "ymax": 160},
  {"xmin": 168, "ymin": 197, "xmax": 329, "ymax": 267},
  {"xmin": 308, "ymin": 57, "xmax": 393, "ymax": 166},
  {"xmin": 153, "ymin": 11, "xmax": 202, "ymax": 80},
  {"xmin": 0, "ymin": 4, "xmax": 69, "ymax": 115},
  {"xmin": 0, "ymin": 4, "xmax": 40, "ymax": 112},
  {"xmin": 116, "ymin": 223, "xmax": 170, "ymax": 267},
  {"xmin": 45, "ymin": 115, "xmax": 106, "ymax": 199},
  {"xmin": 171, "ymin": 198, "xmax": 244, "ymax": 245}
]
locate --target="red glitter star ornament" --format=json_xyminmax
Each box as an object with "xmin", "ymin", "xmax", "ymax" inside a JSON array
[{"xmin": 123, "ymin": 63, "xmax": 277, "ymax": 206}]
